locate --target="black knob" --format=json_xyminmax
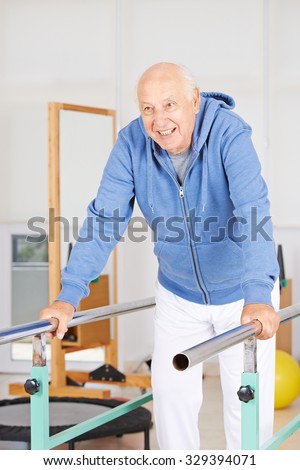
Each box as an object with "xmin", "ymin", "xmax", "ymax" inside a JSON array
[
  {"xmin": 237, "ymin": 385, "xmax": 255, "ymax": 403},
  {"xmin": 24, "ymin": 378, "xmax": 40, "ymax": 395}
]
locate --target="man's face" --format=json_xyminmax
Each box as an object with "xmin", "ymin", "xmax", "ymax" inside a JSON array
[{"xmin": 138, "ymin": 71, "xmax": 200, "ymax": 154}]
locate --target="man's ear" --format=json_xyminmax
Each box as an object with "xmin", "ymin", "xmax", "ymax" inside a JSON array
[{"xmin": 192, "ymin": 87, "xmax": 200, "ymax": 114}]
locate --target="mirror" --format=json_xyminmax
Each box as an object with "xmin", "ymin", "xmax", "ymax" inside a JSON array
[
  {"xmin": 48, "ymin": 103, "xmax": 117, "ymax": 384},
  {"xmin": 59, "ymin": 108, "xmax": 116, "ymax": 303}
]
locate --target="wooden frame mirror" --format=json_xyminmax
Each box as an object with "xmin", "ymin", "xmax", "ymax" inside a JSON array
[{"xmin": 48, "ymin": 102, "xmax": 117, "ymax": 395}]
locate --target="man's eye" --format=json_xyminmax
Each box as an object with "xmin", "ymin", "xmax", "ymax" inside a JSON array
[
  {"xmin": 166, "ymin": 102, "xmax": 176, "ymax": 110},
  {"xmin": 143, "ymin": 107, "xmax": 153, "ymax": 114}
]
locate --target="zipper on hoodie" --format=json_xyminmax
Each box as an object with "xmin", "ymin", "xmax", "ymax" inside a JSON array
[
  {"xmin": 179, "ymin": 184, "xmax": 209, "ymax": 304},
  {"xmin": 153, "ymin": 148, "xmax": 209, "ymax": 304}
]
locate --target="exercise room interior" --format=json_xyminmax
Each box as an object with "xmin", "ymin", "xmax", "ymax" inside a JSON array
[{"xmin": 0, "ymin": 0, "xmax": 299, "ymax": 453}]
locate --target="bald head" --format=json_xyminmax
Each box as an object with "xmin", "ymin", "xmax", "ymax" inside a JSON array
[
  {"xmin": 137, "ymin": 62, "xmax": 198, "ymax": 100},
  {"xmin": 137, "ymin": 62, "xmax": 200, "ymax": 154}
]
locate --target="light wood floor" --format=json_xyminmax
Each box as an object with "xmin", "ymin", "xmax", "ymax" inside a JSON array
[{"xmin": 0, "ymin": 369, "xmax": 299, "ymax": 451}]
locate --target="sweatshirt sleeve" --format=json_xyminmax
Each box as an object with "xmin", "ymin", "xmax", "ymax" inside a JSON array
[
  {"xmin": 221, "ymin": 124, "xmax": 279, "ymax": 307},
  {"xmin": 56, "ymin": 132, "xmax": 135, "ymax": 309}
]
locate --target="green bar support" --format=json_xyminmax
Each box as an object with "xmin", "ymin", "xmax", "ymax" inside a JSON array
[
  {"xmin": 30, "ymin": 365, "xmax": 50, "ymax": 450},
  {"xmin": 49, "ymin": 391, "xmax": 153, "ymax": 449},
  {"xmin": 29, "ymin": 361, "xmax": 152, "ymax": 450},
  {"xmin": 260, "ymin": 413, "xmax": 300, "ymax": 450},
  {"xmin": 241, "ymin": 372, "xmax": 259, "ymax": 450}
]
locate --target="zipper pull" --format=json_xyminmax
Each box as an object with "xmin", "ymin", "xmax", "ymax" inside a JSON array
[{"xmin": 179, "ymin": 186, "xmax": 184, "ymax": 198}]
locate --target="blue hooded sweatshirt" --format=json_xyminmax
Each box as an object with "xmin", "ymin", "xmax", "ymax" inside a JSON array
[{"xmin": 57, "ymin": 92, "xmax": 279, "ymax": 308}]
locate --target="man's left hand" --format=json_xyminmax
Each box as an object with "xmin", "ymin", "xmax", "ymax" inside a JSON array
[{"xmin": 241, "ymin": 303, "xmax": 280, "ymax": 340}]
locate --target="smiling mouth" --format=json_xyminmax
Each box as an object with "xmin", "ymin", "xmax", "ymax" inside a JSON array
[{"xmin": 157, "ymin": 127, "xmax": 176, "ymax": 136}]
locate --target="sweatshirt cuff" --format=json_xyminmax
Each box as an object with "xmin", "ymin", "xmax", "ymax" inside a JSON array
[
  {"xmin": 56, "ymin": 283, "xmax": 88, "ymax": 310},
  {"xmin": 242, "ymin": 281, "xmax": 273, "ymax": 307}
]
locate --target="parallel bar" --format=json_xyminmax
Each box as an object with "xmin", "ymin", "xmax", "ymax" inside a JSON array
[
  {"xmin": 173, "ymin": 321, "xmax": 261, "ymax": 371},
  {"xmin": 173, "ymin": 303, "xmax": 300, "ymax": 371},
  {"xmin": 276, "ymin": 302, "xmax": 300, "ymax": 324},
  {"xmin": 0, "ymin": 297, "xmax": 155, "ymax": 345},
  {"xmin": 0, "ymin": 318, "xmax": 59, "ymax": 346},
  {"xmin": 68, "ymin": 297, "xmax": 155, "ymax": 328}
]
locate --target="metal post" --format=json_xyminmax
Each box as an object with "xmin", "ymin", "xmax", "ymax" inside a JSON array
[
  {"xmin": 241, "ymin": 371, "xmax": 259, "ymax": 449},
  {"xmin": 30, "ymin": 364, "xmax": 50, "ymax": 449},
  {"xmin": 238, "ymin": 335, "xmax": 260, "ymax": 450},
  {"xmin": 28, "ymin": 334, "xmax": 50, "ymax": 450}
]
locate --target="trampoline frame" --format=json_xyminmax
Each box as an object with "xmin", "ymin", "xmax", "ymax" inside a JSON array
[{"xmin": 0, "ymin": 395, "xmax": 152, "ymax": 450}]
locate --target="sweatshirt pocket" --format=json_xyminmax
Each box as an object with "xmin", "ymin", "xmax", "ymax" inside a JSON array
[
  {"xmin": 195, "ymin": 238, "xmax": 243, "ymax": 290},
  {"xmin": 154, "ymin": 240, "xmax": 198, "ymax": 291}
]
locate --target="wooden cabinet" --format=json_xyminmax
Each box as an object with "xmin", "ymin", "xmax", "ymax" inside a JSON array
[{"xmin": 62, "ymin": 275, "xmax": 110, "ymax": 348}]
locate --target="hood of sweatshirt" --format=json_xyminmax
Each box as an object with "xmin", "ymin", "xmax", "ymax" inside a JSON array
[{"xmin": 192, "ymin": 92, "xmax": 235, "ymax": 150}]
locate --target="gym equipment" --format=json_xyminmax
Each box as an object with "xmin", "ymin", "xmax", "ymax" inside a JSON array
[
  {"xmin": 274, "ymin": 349, "xmax": 300, "ymax": 409},
  {"xmin": 1, "ymin": 298, "xmax": 299, "ymax": 450},
  {"xmin": 0, "ymin": 397, "xmax": 152, "ymax": 450}
]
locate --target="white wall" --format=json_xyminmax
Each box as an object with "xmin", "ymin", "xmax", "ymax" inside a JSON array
[
  {"xmin": 268, "ymin": 0, "xmax": 300, "ymax": 359},
  {"xmin": 0, "ymin": 0, "xmax": 116, "ymax": 222},
  {"xmin": 269, "ymin": 0, "xmax": 300, "ymax": 225},
  {"xmin": 1, "ymin": 1, "xmax": 300, "ymax": 370}
]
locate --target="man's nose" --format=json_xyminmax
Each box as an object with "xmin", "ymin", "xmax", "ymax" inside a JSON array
[{"xmin": 153, "ymin": 108, "xmax": 169, "ymax": 126}]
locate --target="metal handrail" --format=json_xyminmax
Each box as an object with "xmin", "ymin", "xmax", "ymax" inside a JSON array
[
  {"xmin": 173, "ymin": 302, "xmax": 300, "ymax": 371},
  {"xmin": 0, "ymin": 296, "xmax": 156, "ymax": 345}
]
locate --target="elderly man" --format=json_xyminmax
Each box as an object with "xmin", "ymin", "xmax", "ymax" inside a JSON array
[{"xmin": 40, "ymin": 62, "xmax": 280, "ymax": 450}]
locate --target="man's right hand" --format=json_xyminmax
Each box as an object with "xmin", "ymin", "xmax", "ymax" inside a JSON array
[{"xmin": 39, "ymin": 301, "xmax": 75, "ymax": 340}]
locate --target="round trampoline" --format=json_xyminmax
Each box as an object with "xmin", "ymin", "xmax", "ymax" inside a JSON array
[{"xmin": 0, "ymin": 396, "xmax": 152, "ymax": 450}]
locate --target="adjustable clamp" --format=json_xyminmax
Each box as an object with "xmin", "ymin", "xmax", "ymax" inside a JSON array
[
  {"xmin": 237, "ymin": 385, "xmax": 255, "ymax": 403},
  {"xmin": 24, "ymin": 378, "xmax": 40, "ymax": 395}
]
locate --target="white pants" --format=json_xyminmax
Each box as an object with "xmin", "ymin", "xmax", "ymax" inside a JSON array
[{"xmin": 151, "ymin": 281, "xmax": 280, "ymax": 450}]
